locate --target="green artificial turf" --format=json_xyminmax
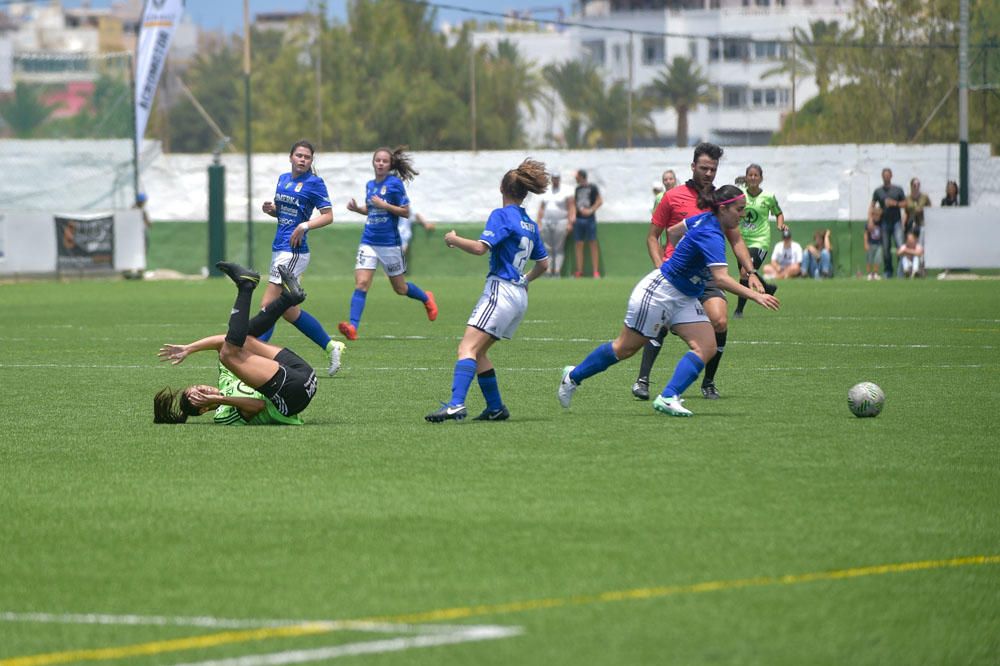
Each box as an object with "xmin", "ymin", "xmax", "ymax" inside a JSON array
[{"xmin": 1, "ymin": 264, "xmax": 998, "ymax": 665}]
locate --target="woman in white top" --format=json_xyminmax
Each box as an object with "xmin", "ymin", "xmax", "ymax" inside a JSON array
[{"xmin": 535, "ymin": 170, "xmax": 575, "ymax": 277}]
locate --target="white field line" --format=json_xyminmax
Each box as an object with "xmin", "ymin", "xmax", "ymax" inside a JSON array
[
  {"xmin": 0, "ymin": 612, "xmax": 481, "ymax": 635},
  {"xmin": 168, "ymin": 625, "xmax": 523, "ymax": 666}
]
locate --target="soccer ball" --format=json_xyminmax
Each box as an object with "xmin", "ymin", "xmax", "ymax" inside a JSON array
[{"xmin": 848, "ymin": 382, "xmax": 885, "ymax": 418}]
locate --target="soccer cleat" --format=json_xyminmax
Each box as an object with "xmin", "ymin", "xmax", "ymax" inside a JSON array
[
  {"xmin": 424, "ymin": 291, "xmax": 438, "ymax": 321},
  {"xmin": 558, "ymin": 365, "xmax": 578, "ymax": 408},
  {"xmin": 425, "ymin": 403, "xmax": 467, "ymax": 423},
  {"xmin": 327, "ymin": 340, "xmax": 345, "ymax": 376},
  {"xmin": 701, "ymin": 382, "xmax": 720, "ymax": 400},
  {"xmin": 631, "ymin": 378, "xmax": 650, "ymax": 401},
  {"xmin": 338, "ymin": 321, "xmax": 358, "ymax": 341},
  {"xmin": 276, "ymin": 265, "xmax": 306, "ymax": 304},
  {"xmin": 472, "ymin": 405, "xmax": 510, "ymax": 421},
  {"xmin": 216, "ymin": 261, "xmax": 259, "ymax": 288},
  {"xmin": 653, "ymin": 394, "xmax": 693, "ymax": 417}
]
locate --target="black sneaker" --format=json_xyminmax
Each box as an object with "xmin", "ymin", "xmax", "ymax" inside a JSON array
[
  {"xmin": 701, "ymin": 382, "xmax": 720, "ymax": 400},
  {"xmin": 473, "ymin": 405, "xmax": 510, "ymax": 421},
  {"xmin": 732, "ymin": 310, "xmax": 744, "ymax": 319},
  {"xmin": 631, "ymin": 379, "xmax": 650, "ymax": 401},
  {"xmin": 425, "ymin": 404, "xmax": 468, "ymax": 423},
  {"xmin": 276, "ymin": 265, "xmax": 306, "ymax": 304},
  {"xmin": 216, "ymin": 261, "xmax": 260, "ymax": 288}
]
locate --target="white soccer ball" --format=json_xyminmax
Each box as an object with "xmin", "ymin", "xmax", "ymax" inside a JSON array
[{"xmin": 848, "ymin": 382, "xmax": 885, "ymax": 418}]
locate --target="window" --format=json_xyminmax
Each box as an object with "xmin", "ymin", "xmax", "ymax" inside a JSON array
[
  {"xmin": 583, "ymin": 39, "xmax": 606, "ymax": 66},
  {"xmin": 711, "ymin": 38, "xmax": 751, "ymax": 62},
  {"xmin": 723, "ymin": 86, "xmax": 747, "ymax": 109},
  {"xmin": 749, "ymin": 87, "xmax": 790, "ymax": 108},
  {"xmin": 642, "ymin": 37, "xmax": 664, "ymax": 65}
]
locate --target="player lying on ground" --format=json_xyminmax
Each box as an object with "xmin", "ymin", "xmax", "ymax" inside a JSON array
[
  {"xmin": 558, "ymin": 184, "xmax": 780, "ymax": 417},
  {"xmin": 153, "ymin": 262, "xmax": 319, "ymax": 425}
]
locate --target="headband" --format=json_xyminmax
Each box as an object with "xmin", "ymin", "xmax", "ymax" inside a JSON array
[{"xmin": 719, "ymin": 193, "xmax": 746, "ymax": 206}]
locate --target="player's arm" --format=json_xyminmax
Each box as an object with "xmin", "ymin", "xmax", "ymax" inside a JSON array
[
  {"xmin": 646, "ymin": 223, "xmax": 667, "ymax": 267},
  {"xmin": 591, "ymin": 193, "xmax": 603, "ymax": 214},
  {"xmin": 775, "ymin": 211, "xmax": 787, "ymax": 232},
  {"xmin": 444, "ymin": 231, "xmax": 489, "ymax": 256},
  {"xmin": 188, "ymin": 387, "xmax": 266, "ymax": 420},
  {"xmin": 346, "ymin": 198, "xmax": 368, "ymax": 215},
  {"xmin": 724, "ymin": 226, "xmax": 763, "ymax": 291},
  {"xmin": 524, "ymin": 257, "xmax": 549, "ymax": 284},
  {"xmin": 370, "ymin": 195, "xmax": 409, "ymax": 219},
  {"xmin": 158, "ymin": 335, "xmax": 226, "ymax": 365},
  {"xmin": 262, "ymin": 201, "xmax": 278, "ymax": 218},
  {"xmin": 290, "ymin": 207, "xmax": 333, "ymax": 247},
  {"xmin": 710, "ymin": 265, "xmax": 779, "ymax": 310}
]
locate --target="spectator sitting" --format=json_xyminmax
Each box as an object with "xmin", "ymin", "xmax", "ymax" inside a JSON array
[
  {"xmin": 762, "ymin": 227, "xmax": 802, "ymax": 279},
  {"xmin": 801, "ymin": 228, "xmax": 833, "ymax": 279},
  {"xmin": 941, "ymin": 180, "xmax": 960, "ymax": 207},
  {"xmin": 897, "ymin": 231, "xmax": 924, "ymax": 278}
]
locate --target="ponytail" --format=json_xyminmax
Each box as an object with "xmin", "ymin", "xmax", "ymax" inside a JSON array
[
  {"xmin": 501, "ymin": 158, "xmax": 549, "ymax": 202},
  {"xmin": 375, "ymin": 146, "xmax": 418, "ymax": 182}
]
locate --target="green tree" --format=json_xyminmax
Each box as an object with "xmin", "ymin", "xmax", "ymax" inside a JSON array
[
  {"xmin": 645, "ymin": 56, "xmax": 713, "ymax": 147},
  {"xmin": 0, "ymin": 83, "xmax": 53, "ymax": 138},
  {"xmin": 763, "ymin": 20, "xmax": 849, "ymax": 98},
  {"xmin": 543, "ymin": 60, "xmax": 602, "ymax": 147}
]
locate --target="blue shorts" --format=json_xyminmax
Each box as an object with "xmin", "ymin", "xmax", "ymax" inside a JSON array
[{"xmin": 573, "ymin": 216, "xmax": 597, "ymax": 242}]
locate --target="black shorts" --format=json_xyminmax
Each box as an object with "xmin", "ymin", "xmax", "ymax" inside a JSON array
[
  {"xmin": 699, "ymin": 281, "xmax": 727, "ymax": 303},
  {"xmin": 749, "ymin": 247, "xmax": 768, "ymax": 269},
  {"xmin": 258, "ymin": 348, "xmax": 317, "ymax": 416}
]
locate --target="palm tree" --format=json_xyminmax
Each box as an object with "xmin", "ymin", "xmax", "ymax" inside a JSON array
[
  {"xmin": 542, "ymin": 60, "xmax": 603, "ymax": 147},
  {"xmin": 645, "ymin": 56, "xmax": 714, "ymax": 147},
  {"xmin": 764, "ymin": 19, "xmax": 848, "ymax": 98},
  {"xmin": 584, "ymin": 80, "xmax": 656, "ymax": 148}
]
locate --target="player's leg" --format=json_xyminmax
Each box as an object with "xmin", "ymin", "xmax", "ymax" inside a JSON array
[
  {"xmin": 340, "ymin": 249, "xmax": 377, "ymax": 340},
  {"xmin": 699, "ymin": 294, "xmax": 728, "ymax": 400},
  {"xmin": 632, "ymin": 328, "xmax": 667, "ymax": 400},
  {"xmin": 215, "ymin": 261, "xmax": 283, "ymax": 386},
  {"xmin": 387, "ymin": 272, "xmax": 437, "ymax": 321},
  {"xmin": 653, "ymin": 321, "xmax": 715, "ymax": 417},
  {"xmin": 426, "ymin": 326, "xmax": 496, "ymax": 422}
]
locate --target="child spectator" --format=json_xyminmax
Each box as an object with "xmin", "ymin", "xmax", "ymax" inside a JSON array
[
  {"xmin": 864, "ymin": 213, "xmax": 884, "ymax": 281},
  {"xmin": 941, "ymin": 180, "xmax": 960, "ymax": 206},
  {"xmin": 904, "ymin": 178, "xmax": 931, "ymax": 240},
  {"xmin": 897, "ymin": 230, "xmax": 924, "ymax": 278}
]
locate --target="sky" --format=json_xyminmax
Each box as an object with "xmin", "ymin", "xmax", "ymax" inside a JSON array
[{"xmin": 60, "ymin": 0, "xmax": 572, "ymax": 33}]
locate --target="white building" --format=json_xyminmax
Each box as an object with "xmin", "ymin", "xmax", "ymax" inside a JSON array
[{"xmin": 470, "ymin": 0, "xmax": 851, "ymax": 146}]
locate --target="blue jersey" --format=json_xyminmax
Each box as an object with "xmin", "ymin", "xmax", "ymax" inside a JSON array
[
  {"xmin": 479, "ymin": 205, "xmax": 547, "ymax": 282},
  {"xmin": 661, "ymin": 211, "xmax": 728, "ymax": 297},
  {"xmin": 271, "ymin": 172, "xmax": 331, "ymax": 253},
  {"xmin": 360, "ymin": 175, "xmax": 410, "ymax": 247}
]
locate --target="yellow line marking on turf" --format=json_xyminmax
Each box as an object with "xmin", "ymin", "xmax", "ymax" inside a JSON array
[{"xmin": 4, "ymin": 554, "xmax": 998, "ymax": 666}]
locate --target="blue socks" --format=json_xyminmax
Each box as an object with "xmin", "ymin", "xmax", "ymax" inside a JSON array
[
  {"xmin": 449, "ymin": 358, "xmax": 478, "ymax": 407},
  {"xmin": 349, "ymin": 289, "xmax": 367, "ymax": 328},
  {"xmin": 663, "ymin": 351, "xmax": 706, "ymax": 397},
  {"xmin": 292, "ymin": 309, "xmax": 332, "ymax": 350},
  {"xmin": 570, "ymin": 342, "xmax": 619, "ymax": 384},
  {"xmin": 256, "ymin": 326, "xmax": 275, "ymax": 342},
  {"xmin": 477, "ymin": 369, "xmax": 503, "ymax": 410},
  {"xmin": 406, "ymin": 282, "xmax": 429, "ymax": 303}
]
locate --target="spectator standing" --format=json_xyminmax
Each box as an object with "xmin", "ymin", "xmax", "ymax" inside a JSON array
[
  {"xmin": 897, "ymin": 231, "xmax": 924, "ymax": 278},
  {"xmin": 801, "ymin": 228, "xmax": 833, "ymax": 279},
  {"xmin": 870, "ymin": 168, "xmax": 907, "ymax": 278},
  {"xmin": 662, "ymin": 169, "xmax": 678, "ymax": 191},
  {"xmin": 573, "ymin": 169, "xmax": 603, "ymax": 278},
  {"xmin": 537, "ymin": 171, "xmax": 575, "ymax": 277},
  {"xmin": 941, "ymin": 180, "xmax": 960, "ymax": 207},
  {"xmin": 904, "ymin": 178, "xmax": 931, "ymax": 240},
  {"xmin": 763, "ymin": 228, "xmax": 802, "ymax": 279}
]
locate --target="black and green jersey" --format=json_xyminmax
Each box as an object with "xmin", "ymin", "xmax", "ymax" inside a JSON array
[
  {"xmin": 213, "ymin": 365, "xmax": 303, "ymax": 426},
  {"xmin": 740, "ymin": 188, "xmax": 783, "ymax": 250}
]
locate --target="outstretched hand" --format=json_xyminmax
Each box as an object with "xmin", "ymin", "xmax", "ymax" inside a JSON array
[
  {"xmin": 755, "ymin": 293, "xmax": 781, "ymax": 311},
  {"xmin": 158, "ymin": 344, "xmax": 190, "ymax": 365}
]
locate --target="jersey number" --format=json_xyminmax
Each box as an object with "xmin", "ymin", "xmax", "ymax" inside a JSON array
[{"xmin": 513, "ymin": 237, "xmax": 533, "ymax": 274}]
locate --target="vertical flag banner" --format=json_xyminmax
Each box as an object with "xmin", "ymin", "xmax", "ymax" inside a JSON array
[{"xmin": 134, "ymin": 0, "xmax": 185, "ymax": 154}]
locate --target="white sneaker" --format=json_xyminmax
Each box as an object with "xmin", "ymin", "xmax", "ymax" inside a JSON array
[
  {"xmin": 558, "ymin": 365, "xmax": 577, "ymax": 408},
  {"xmin": 328, "ymin": 340, "xmax": 346, "ymax": 376},
  {"xmin": 653, "ymin": 394, "xmax": 693, "ymax": 417}
]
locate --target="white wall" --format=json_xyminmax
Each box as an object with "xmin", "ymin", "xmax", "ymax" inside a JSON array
[{"xmin": 134, "ymin": 144, "xmax": 1000, "ymax": 226}]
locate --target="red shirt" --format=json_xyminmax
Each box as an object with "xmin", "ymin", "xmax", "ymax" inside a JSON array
[{"xmin": 652, "ymin": 182, "xmax": 709, "ymax": 260}]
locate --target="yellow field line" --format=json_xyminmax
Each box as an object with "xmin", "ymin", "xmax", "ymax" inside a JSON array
[{"xmin": 4, "ymin": 554, "xmax": 998, "ymax": 666}]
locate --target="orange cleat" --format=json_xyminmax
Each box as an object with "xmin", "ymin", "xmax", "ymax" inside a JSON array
[
  {"xmin": 338, "ymin": 321, "xmax": 358, "ymax": 341},
  {"xmin": 424, "ymin": 291, "xmax": 438, "ymax": 321}
]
